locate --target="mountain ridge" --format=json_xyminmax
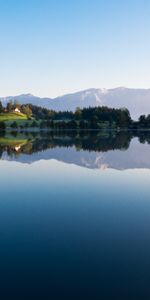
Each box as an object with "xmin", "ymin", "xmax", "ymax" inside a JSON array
[{"xmin": 1, "ymin": 87, "xmax": 150, "ymax": 119}]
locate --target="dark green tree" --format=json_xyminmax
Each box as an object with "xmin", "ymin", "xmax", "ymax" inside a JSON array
[
  {"xmin": 7, "ymin": 100, "xmax": 13, "ymax": 112},
  {"xmin": 0, "ymin": 101, "xmax": 3, "ymax": 113}
]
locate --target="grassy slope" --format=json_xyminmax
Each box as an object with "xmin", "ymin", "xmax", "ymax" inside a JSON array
[{"xmin": 0, "ymin": 112, "xmax": 28, "ymax": 122}]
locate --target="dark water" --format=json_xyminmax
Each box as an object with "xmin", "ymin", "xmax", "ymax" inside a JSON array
[{"xmin": 0, "ymin": 131, "xmax": 150, "ymax": 299}]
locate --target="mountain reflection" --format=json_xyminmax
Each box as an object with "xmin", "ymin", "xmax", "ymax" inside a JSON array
[{"xmin": 0, "ymin": 131, "xmax": 150, "ymax": 170}]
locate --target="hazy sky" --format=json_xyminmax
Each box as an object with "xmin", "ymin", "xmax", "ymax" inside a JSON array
[{"xmin": 0, "ymin": 0, "xmax": 150, "ymax": 97}]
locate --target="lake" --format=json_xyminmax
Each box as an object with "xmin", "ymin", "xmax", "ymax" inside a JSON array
[{"xmin": 0, "ymin": 131, "xmax": 150, "ymax": 299}]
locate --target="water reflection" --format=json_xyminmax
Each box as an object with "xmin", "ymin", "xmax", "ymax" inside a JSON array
[{"xmin": 0, "ymin": 131, "xmax": 150, "ymax": 169}]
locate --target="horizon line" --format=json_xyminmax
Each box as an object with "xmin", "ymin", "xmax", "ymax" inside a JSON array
[{"xmin": 1, "ymin": 86, "xmax": 150, "ymax": 99}]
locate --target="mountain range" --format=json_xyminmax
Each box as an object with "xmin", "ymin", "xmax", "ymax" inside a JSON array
[{"xmin": 1, "ymin": 87, "xmax": 150, "ymax": 119}]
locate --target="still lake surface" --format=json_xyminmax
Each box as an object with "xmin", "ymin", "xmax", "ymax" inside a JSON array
[{"xmin": 0, "ymin": 131, "xmax": 150, "ymax": 299}]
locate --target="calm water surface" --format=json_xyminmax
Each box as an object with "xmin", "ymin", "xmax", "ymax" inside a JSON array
[{"xmin": 0, "ymin": 131, "xmax": 150, "ymax": 299}]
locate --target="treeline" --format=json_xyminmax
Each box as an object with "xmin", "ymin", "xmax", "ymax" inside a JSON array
[
  {"xmin": 135, "ymin": 115, "xmax": 150, "ymax": 129},
  {"xmin": 28, "ymin": 105, "xmax": 132, "ymax": 128},
  {"xmin": 1, "ymin": 100, "xmax": 150, "ymax": 129}
]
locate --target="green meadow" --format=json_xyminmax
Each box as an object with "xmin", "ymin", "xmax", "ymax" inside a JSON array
[{"xmin": 0, "ymin": 112, "xmax": 27, "ymax": 122}]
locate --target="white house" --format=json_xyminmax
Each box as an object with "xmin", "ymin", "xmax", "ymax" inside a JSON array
[{"xmin": 14, "ymin": 108, "xmax": 21, "ymax": 113}]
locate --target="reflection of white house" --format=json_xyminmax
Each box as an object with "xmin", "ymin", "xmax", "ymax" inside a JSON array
[
  {"xmin": 14, "ymin": 108, "xmax": 21, "ymax": 113},
  {"xmin": 15, "ymin": 146, "xmax": 21, "ymax": 152}
]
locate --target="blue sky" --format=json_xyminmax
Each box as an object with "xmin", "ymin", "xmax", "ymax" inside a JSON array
[{"xmin": 0, "ymin": 0, "xmax": 150, "ymax": 97}]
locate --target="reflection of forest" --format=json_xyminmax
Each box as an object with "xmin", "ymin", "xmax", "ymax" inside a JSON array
[{"xmin": 0, "ymin": 130, "xmax": 150, "ymax": 159}]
